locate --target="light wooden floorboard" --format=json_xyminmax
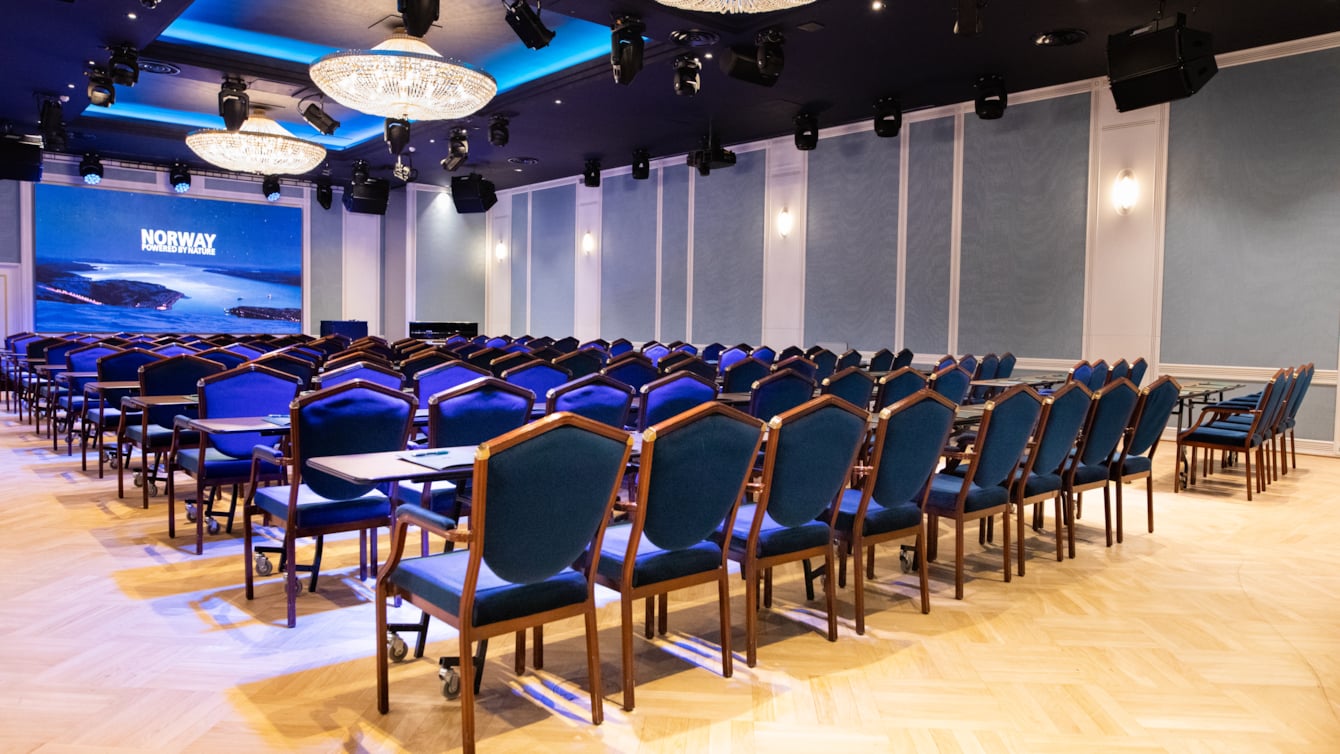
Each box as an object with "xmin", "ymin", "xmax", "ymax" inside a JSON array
[{"xmin": 2, "ymin": 414, "xmax": 1338, "ymax": 752}]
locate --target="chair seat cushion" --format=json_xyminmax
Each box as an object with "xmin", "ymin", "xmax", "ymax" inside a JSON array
[
  {"xmin": 1181, "ymin": 426, "xmax": 1252, "ymax": 445},
  {"xmin": 925, "ymin": 473, "xmax": 1009, "ymax": 514},
  {"xmin": 1112, "ymin": 455, "xmax": 1152, "ymax": 478},
  {"xmin": 86, "ymin": 407, "xmax": 126, "ymax": 427},
  {"xmin": 178, "ymin": 447, "xmax": 280, "ymax": 481},
  {"xmin": 832, "ymin": 488, "xmax": 920, "ymax": 537},
  {"xmin": 124, "ymin": 424, "xmax": 181, "ymax": 448},
  {"xmin": 598, "ymin": 523, "xmax": 723, "ymax": 588},
  {"xmin": 394, "ymin": 480, "xmax": 461, "ymax": 517},
  {"xmin": 253, "ymin": 484, "xmax": 391, "ymax": 529},
  {"xmin": 1023, "ymin": 471, "xmax": 1063, "ymax": 499},
  {"xmin": 389, "ymin": 551, "xmax": 588, "ymax": 627},
  {"xmin": 718, "ymin": 503, "xmax": 830, "ymax": 558}
]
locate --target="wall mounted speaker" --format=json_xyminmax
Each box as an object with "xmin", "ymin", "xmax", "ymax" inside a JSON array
[
  {"xmin": 451, "ymin": 173, "xmax": 497, "ymax": 214},
  {"xmin": 1108, "ymin": 13, "xmax": 1217, "ymax": 112},
  {"xmin": 343, "ymin": 178, "xmax": 390, "ymax": 215}
]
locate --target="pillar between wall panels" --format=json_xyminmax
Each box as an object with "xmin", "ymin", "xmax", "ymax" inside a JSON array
[
  {"xmin": 762, "ymin": 141, "xmax": 806, "ymax": 349},
  {"xmin": 574, "ymin": 185, "xmax": 602, "ymax": 341},
  {"xmin": 486, "ymin": 194, "xmax": 512, "ymax": 337}
]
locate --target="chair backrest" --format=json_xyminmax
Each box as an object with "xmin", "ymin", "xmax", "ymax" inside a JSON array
[
  {"xmin": 717, "ymin": 346, "xmax": 749, "ymax": 374},
  {"xmin": 151, "ymin": 343, "xmax": 200, "ymax": 357},
  {"xmin": 602, "ymin": 354, "xmax": 658, "ymax": 392},
  {"xmin": 427, "ymin": 377, "xmax": 534, "ymax": 448},
  {"xmin": 1122, "ymin": 375, "xmax": 1181, "ymax": 461},
  {"xmin": 1068, "ymin": 360, "xmax": 1092, "ymax": 386},
  {"xmin": 488, "ymin": 351, "xmax": 536, "ymax": 377},
  {"xmin": 995, "ymin": 352, "xmax": 1016, "ymax": 378},
  {"xmin": 643, "ymin": 343, "xmax": 670, "ymax": 365},
  {"xmin": 97, "ymin": 348, "xmax": 163, "ymax": 383},
  {"xmin": 552, "ymin": 336, "xmax": 580, "ymax": 354},
  {"xmin": 546, "ymin": 373, "xmax": 635, "ymax": 428},
  {"xmin": 811, "ymin": 349, "xmax": 839, "ymax": 381},
  {"xmin": 414, "ymin": 360, "xmax": 488, "ymax": 408},
  {"xmin": 957, "ymin": 354, "xmax": 978, "ymax": 378},
  {"xmin": 198, "ymin": 365, "xmax": 303, "ymax": 458},
  {"xmin": 1127, "ymin": 357, "xmax": 1148, "ymax": 387},
  {"xmin": 865, "ymin": 390, "xmax": 958, "ymax": 508},
  {"xmin": 471, "ymin": 413, "xmax": 631, "ymax": 586},
  {"xmin": 580, "ymin": 338, "xmax": 608, "ymax": 351},
  {"xmin": 777, "ymin": 345, "xmax": 806, "ymax": 362},
  {"xmin": 666, "ymin": 355, "xmax": 717, "ymax": 382},
  {"xmin": 195, "ymin": 348, "xmax": 249, "ymax": 369},
  {"xmin": 554, "ymin": 348, "xmax": 605, "ymax": 379},
  {"xmin": 326, "ymin": 350, "xmax": 392, "ymax": 371},
  {"xmin": 1259, "ymin": 368, "xmax": 1294, "ymax": 438},
  {"xmin": 658, "ymin": 350, "xmax": 696, "ymax": 373},
  {"xmin": 250, "ymin": 352, "xmax": 316, "ymax": 389},
  {"xmin": 1021, "ymin": 381, "xmax": 1092, "ymax": 478},
  {"xmin": 224, "ymin": 343, "xmax": 266, "ymax": 360},
  {"xmin": 636, "ymin": 403, "xmax": 765, "ymax": 551},
  {"xmin": 836, "ymin": 349, "xmax": 862, "ymax": 371},
  {"xmin": 868, "ymin": 348, "xmax": 895, "ymax": 372},
  {"xmin": 935, "ymin": 354, "xmax": 957, "ymax": 371},
  {"xmin": 722, "ymin": 357, "xmax": 770, "ymax": 393},
  {"xmin": 503, "ymin": 360, "xmax": 571, "ymax": 401},
  {"xmin": 465, "ymin": 346, "xmax": 505, "ymax": 369},
  {"xmin": 757, "ymin": 396, "xmax": 867, "ymax": 527},
  {"xmin": 316, "ymin": 361, "xmax": 405, "ymax": 391},
  {"xmin": 139, "ymin": 355, "xmax": 226, "ymax": 427},
  {"xmin": 1076, "ymin": 378, "xmax": 1140, "ymax": 467},
  {"xmin": 965, "ymin": 384, "xmax": 1042, "ymax": 489},
  {"xmin": 608, "ymin": 338, "xmax": 634, "ymax": 357},
  {"xmin": 875, "ymin": 366, "xmax": 927, "ymax": 410},
  {"xmin": 401, "ymin": 349, "xmax": 453, "ymax": 379},
  {"xmin": 751, "ymin": 346, "xmax": 776, "ymax": 365},
  {"xmin": 891, "ymin": 348, "xmax": 915, "ymax": 369},
  {"xmin": 292, "ymin": 380, "xmax": 416, "ymax": 501},
  {"xmin": 748, "ymin": 370, "xmax": 816, "ymax": 422},
  {"xmin": 975, "ymin": 353, "xmax": 999, "ymax": 381},
  {"xmin": 66, "ymin": 344, "xmax": 120, "ymax": 372},
  {"xmin": 1283, "ymin": 362, "xmax": 1315, "ymax": 423},
  {"xmin": 928, "ymin": 365, "xmax": 972, "ymax": 405},
  {"xmin": 1108, "ymin": 358, "xmax": 1130, "ymax": 384},
  {"xmin": 485, "ymin": 336, "xmax": 511, "ymax": 349},
  {"xmin": 42, "ymin": 339, "xmax": 80, "ymax": 367},
  {"xmin": 1087, "ymin": 359, "xmax": 1110, "ymax": 391},
  {"xmin": 639, "ymin": 372, "xmax": 718, "ymax": 430},
  {"xmin": 820, "ymin": 366, "xmax": 875, "ymax": 410},
  {"xmin": 771, "ymin": 355, "xmax": 818, "ymax": 382}
]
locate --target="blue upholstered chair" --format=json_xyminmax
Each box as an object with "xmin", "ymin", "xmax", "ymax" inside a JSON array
[
  {"xmin": 117, "ymin": 354, "xmax": 225, "ymax": 508},
  {"xmin": 957, "ymin": 354, "xmax": 978, "ymax": 380},
  {"xmin": 700, "ymin": 342, "xmax": 725, "ymax": 363},
  {"xmin": 316, "ymin": 361, "xmax": 406, "ymax": 391},
  {"xmin": 608, "ymin": 338, "xmax": 634, "ymax": 358},
  {"xmin": 868, "ymin": 348, "xmax": 895, "ymax": 372},
  {"xmin": 657, "ymin": 349, "xmax": 696, "ymax": 374},
  {"xmin": 1177, "ymin": 368, "xmax": 1289, "ymax": 502},
  {"xmin": 666, "ymin": 356, "xmax": 717, "ymax": 382},
  {"xmin": 1067, "ymin": 360, "xmax": 1092, "ymax": 387},
  {"xmin": 580, "ymin": 338, "xmax": 609, "ymax": 352},
  {"xmin": 777, "ymin": 345, "xmax": 806, "ymax": 362},
  {"xmin": 375, "ymin": 413, "xmax": 633, "ymax": 753},
  {"xmin": 673, "ymin": 343, "xmax": 698, "ymax": 356},
  {"xmin": 747, "ymin": 370, "xmax": 816, "ymax": 422},
  {"xmin": 639, "ymin": 372, "xmax": 718, "ymax": 430},
  {"xmin": 602, "ymin": 353, "xmax": 658, "ymax": 393},
  {"xmin": 414, "ymin": 361, "xmax": 488, "ymax": 408},
  {"xmin": 928, "ymin": 365, "xmax": 972, "ymax": 405},
  {"xmin": 892, "ymin": 348, "xmax": 915, "ymax": 370},
  {"xmin": 720, "ymin": 396, "xmax": 868, "ymax": 666},
  {"xmin": 1010, "ymin": 381, "xmax": 1091, "ymax": 575},
  {"xmin": 771, "ymin": 355, "xmax": 818, "ymax": 382},
  {"xmin": 831, "ymin": 390, "xmax": 957, "ymax": 632},
  {"xmin": 1127, "ymin": 357, "xmax": 1148, "ymax": 387},
  {"xmin": 811, "ymin": 349, "xmax": 839, "ymax": 381},
  {"xmin": 167, "ymin": 365, "xmax": 301, "ymax": 554},
  {"xmin": 1108, "ymin": 358, "xmax": 1130, "ymax": 384},
  {"xmin": 245, "ymin": 380, "xmax": 417, "ymax": 628},
  {"xmin": 836, "ymin": 349, "xmax": 863, "ymax": 372},
  {"xmin": 1063, "ymin": 378, "xmax": 1139, "ymax": 550},
  {"xmin": 249, "ymin": 352, "xmax": 316, "ymax": 390},
  {"xmin": 1109, "ymin": 375, "xmax": 1180, "ymax": 543},
  {"xmin": 552, "ymin": 336, "xmax": 581, "ymax": 354},
  {"xmin": 546, "ymin": 373, "xmax": 634, "ymax": 428},
  {"xmin": 595, "ymin": 402, "xmax": 765, "ymax": 710},
  {"xmin": 643, "ymin": 343, "xmax": 670, "ymax": 366},
  {"xmin": 722, "ymin": 357, "xmax": 770, "ymax": 394},
  {"xmin": 1277, "ymin": 362, "xmax": 1314, "ymax": 474},
  {"xmin": 485, "ymin": 336, "xmax": 511, "ymax": 349},
  {"xmin": 224, "ymin": 342, "xmax": 266, "ymax": 360},
  {"xmin": 996, "ymin": 352, "xmax": 1016, "ymax": 379},
  {"xmin": 924, "ymin": 384, "xmax": 1042, "ymax": 599},
  {"xmin": 55, "ymin": 343, "xmax": 119, "ymax": 455},
  {"xmin": 968, "ymin": 353, "xmax": 999, "ymax": 403},
  {"xmin": 195, "ymin": 348, "xmax": 249, "ymax": 370},
  {"xmin": 554, "ymin": 348, "xmax": 605, "ymax": 379},
  {"xmin": 83, "ymin": 348, "xmax": 162, "ymax": 476},
  {"xmin": 1086, "ymin": 359, "xmax": 1110, "ymax": 391},
  {"xmin": 400, "ymin": 349, "xmax": 453, "ymax": 379},
  {"xmin": 151, "ymin": 343, "xmax": 201, "ymax": 357},
  {"xmin": 486, "ymin": 351, "xmax": 535, "ymax": 377},
  {"xmin": 751, "ymin": 346, "xmax": 776, "ymax": 365},
  {"xmin": 464, "ymin": 346, "xmax": 505, "ymax": 370},
  {"xmin": 820, "ymin": 366, "xmax": 875, "ymax": 410},
  {"xmin": 502, "ymin": 360, "xmax": 570, "ymax": 403},
  {"xmin": 874, "ymin": 366, "xmax": 927, "ymax": 410},
  {"xmin": 717, "ymin": 346, "xmax": 749, "ymax": 375}
]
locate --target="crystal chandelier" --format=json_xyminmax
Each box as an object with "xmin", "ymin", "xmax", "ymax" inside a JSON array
[
  {"xmin": 185, "ymin": 111, "xmax": 327, "ymax": 175},
  {"xmin": 308, "ymin": 29, "xmax": 496, "ymax": 121},
  {"xmin": 653, "ymin": 0, "xmax": 816, "ymax": 12}
]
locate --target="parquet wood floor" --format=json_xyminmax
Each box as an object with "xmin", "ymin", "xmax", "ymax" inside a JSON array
[{"xmin": 1, "ymin": 413, "xmax": 1337, "ymax": 753}]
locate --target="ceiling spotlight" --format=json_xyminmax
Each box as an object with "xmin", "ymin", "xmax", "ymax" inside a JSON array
[
  {"xmin": 631, "ymin": 148, "xmax": 650, "ymax": 180},
  {"xmin": 974, "ymin": 74, "xmax": 1007, "ymax": 120},
  {"xmin": 384, "ymin": 117, "xmax": 411, "ymax": 155},
  {"xmin": 398, "ymin": 0, "xmax": 439, "ymax": 38},
  {"xmin": 504, "ymin": 0, "xmax": 555, "ymax": 50},
  {"xmin": 673, "ymin": 55, "xmax": 701, "ymax": 97},
  {"xmin": 87, "ymin": 67, "xmax": 115, "ymax": 107},
  {"xmin": 315, "ymin": 175, "xmax": 333, "ymax": 209},
  {"xmin": 218, "ymin": 76, "xmax": 249, "ymax": 131},
  {"xmin": 954, "ymin": 0, "xmax": 986, "ymax": 37},
  {"xmin": 756, "ymin": 28, "xmax": 785, "ymax": 78},
  {"xmin": 583, "ymin": 159, "xmax": 601, "ymax": 188},
  {"xmin": 301, "ymin": 100, "xmax": 340, "ymax": 135},
  {"xmin": 351, "ymin": 159, "xmax": 370, "ymax": 184},
  {"xmin": 873, "ymin": 96, "xmax": 901, "ymax": 137},
  {"xmin": 139, "ymin": 0, "xmax": 161, "ymax": 7},
  {"xmin": 108, "ymin": 45, "xmax": 139, "ymax": 87},
  {"xmin": 393, "ymin": 155, "xmax": 417, "ymax": 182},
  {"xmin": 611, "ymin": 16, "xmax": 645, "ymax": 86},
  {"xmin": 488, "ymin": 115, "xmax": 509, "ymax": 147},
  {"xmin": 38, "ymin": 99, "xmax": 67, "ymax": 152},
  {"xmin": 80, "ymin": 153, "xmax": 103, "ymax": 185},
  {"xmin": 169, "ymin": 161, "xmax": 191, "ymax": 193},
  {"xmin": 794, "ymin": 111, "xmax": 817, "ymax": 151},
  {"xmin": 262, "ymin": 175, "xmax": 282, "ymax": 202},
  {"xmin": 442, "ymin": 127, "xmax": 468, "ymax": 171}
]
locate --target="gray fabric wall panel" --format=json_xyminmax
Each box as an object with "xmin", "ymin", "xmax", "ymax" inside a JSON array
[
  {"xmin": 959, "ymin": 94, "xmax": 1089, "ymax": 359},
  {"xmin": 660, "ymin": 167, "xmax": 689, "ymax": 344},
  {"xmin": 510, "ymin": 197, "xmax": 528, "ymax": 334},
  {"xmin": 1296, "ymin": 385, "xmax": 1335, "ymax": 443},
  {"xmin": 0, "ymin": 181, "xmax": 19, "ymax": 264},
  {"xmin": 691, "ymin": 149, "xmax": 765, "ymax": 345},
  {"xmin": 1163, "ymin": 48, "xmax": 1340, "ymax": 369},
  {"xmin": 529, "ymin": 183, "xmax": 576, "ymax": 337},
  {"xmin": 414, "ymin": 190, "xmax": 486, "ymax": 323},
  {"xmin": 904, "ymin": 117, "xmax": 955, "ymax": 358},
  {"xmin": 381, "ymin": 189, "xmax": 407, "ymax": 339},
  {"xmin": 600, "ymin": 170, "xmax": 658, "ymax": 341},
  {"xmin": 307, "ymin": 190, "xmax": 343, "ymax": 326},
  {"xmin": 804, "ymin": 130, "xmax": 899, "ymax": 350}
]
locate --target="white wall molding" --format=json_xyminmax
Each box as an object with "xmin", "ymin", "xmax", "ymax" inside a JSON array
[
  {"xmin": 894, "ymin": 122, "xmax": 909, "ymax": 350},
  {"xmin": 1159, "ymin": 363, "xmax": 1335, "ymax": 387},
  {"xmin": 573, "ymin": 184, "xmax": 602, "ymax": 340},
  {"xmin": 762, "ymin": 138, "xmax": 804, "ymax": 348},
  {"xmin": 946, "ymin": 111, "xmax": 964, "ymax": 356},
  {"xmin": 485, "ymin": 193, "xmax": 511, "ymax": 336}
]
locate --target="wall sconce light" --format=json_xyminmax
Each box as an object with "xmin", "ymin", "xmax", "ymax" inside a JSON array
[
  {"xmin": 776, "ymin": 207, "xmax": 794, "ymax": 238},
  {"xmin": 1113, "ymin": 169, "xmax": 1139, "ymax": 215},
  {"xmin": 582, "ymin": 231, "xmax": 597, "ymax": 255},
  {"xmin": 494, "ymin": 240, "xmax": 507, "ymax": 261}
]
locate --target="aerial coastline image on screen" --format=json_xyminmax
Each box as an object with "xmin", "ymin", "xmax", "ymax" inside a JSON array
[{"xmin": 34, "ymin": 183, "xmax": 302, "ymax": 334}]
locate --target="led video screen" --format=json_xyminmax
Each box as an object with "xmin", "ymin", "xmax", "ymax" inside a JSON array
[{"xmin": 34, "ymin": 183, "xmax": 303, "ymax": 334}]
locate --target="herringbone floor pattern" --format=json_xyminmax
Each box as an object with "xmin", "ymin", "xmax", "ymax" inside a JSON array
[{"xmin": 1, "ymin": 413, "xmax": 1337, "ymax": 753}]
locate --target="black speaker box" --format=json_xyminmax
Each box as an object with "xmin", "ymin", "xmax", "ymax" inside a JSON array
[
  {"xmin": 343, "ymin": 178, "xmax": 390, "ymax": 215},
  {"xmin": 451, "ymin": 173, "xmax": 497, "ymax": 214},
  {"xmin": 719, "ymin": 45, "xmax": 778, "ymax": 87},
  {"xmin": 0, "ymin": 140, "xmax": 43, "ymax": 182},
  {"xmin": 1108, "ymin": 14, "xmax": 1217, "ymax": 112}
]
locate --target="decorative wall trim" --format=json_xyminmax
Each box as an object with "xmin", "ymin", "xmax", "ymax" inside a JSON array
[
  {"xmin": 947, "ymin": 111, "xmax": 964, "ymax": 356},
  {"xmin": 894, "ymin": 121, "xmax": 909, "ymax": 350},
  {"xmin": 1158, "ymin": 363, "xmax": 1336, "ymax": 387}
]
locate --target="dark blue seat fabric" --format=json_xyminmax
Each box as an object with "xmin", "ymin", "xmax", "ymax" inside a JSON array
[
  {"xmin": 722, "ymin": 357, "xmax": 770, "ymax": 393},
  {"xmin": 821, "ymin": 366, "xmax": 875, "ymax": 410},
  {"xmin": 771, "ymin": 356, "xmax": 819, "ymax": 382},
  {"xmin": 597, "ymin": 526, "xmax": 723, "ymax": 588},
  {"xmin": 722, "ymin": 504, "xmax": 831, "ymax": 557},
  {"xmin": 1086, "ymin": 360, "xmax": 1110, "ymax": 392},
  {"xmin": 546, "ymin": 374, "xmax": 634, "ymax": 428},
  {"xmin": 1177, "ymin": 368, "xmax": 1288, "ymax": 502},
  {"xmin": 1108, "ymin": 359, "xmax": 1130, "ymax": 384},
  {"xmin": 254, "ymin": 484, "xmax": 392, "ymax": 529},
  {"xmin": 639, "ymin": 372, "xmax": 717, "ymax": 430},
  {"xmin": 996, "ymin": 352, "xmax": 1016, "ymax": 379},
  {"xmin": 643, "ymin": 343, "xmax": 670, "ymax": 365},
  {"xmin": 1010, "ymin": 381, "xmax": 1091, "ymax": 570},
  {"xmin": 778, "ymin": 345, "xmax": 806, "ymax": 362},
  {"xmin": 717, "ymin": 347, "xmax": 749, "ymax": 375},
  {"xmin": 178, "ymin": 447, "xmax": 278, "ymax": 479},
  {"xmin": 1063, "ymin": 378, "xmax": 1140, "ymax": 546},
  {"xmin": 425, "ymin": 377, "xmax": 533, "ymax": 449},
  {"xmin": 119, "ymin": 354, "xmax": 224, "ymax": 507},
  {"xmin": 554, "ymin": 348, "xmax": 605, "ymax": 379},
  {"xmin": 610, "ymin": 339, "xmax": 635, "ymax": 358},
  {"xmin": 929, "ymin": 366, "xmax": 972, "ymax": 405},
  {"xmin": 868, "ymin": 348, "xmax": 895, "ymax": 372},
  {"xmin": 603, "ymin": 355, "xmax": 658, "ymax": 393},
  {"xmin": 502, "ymin": 361, "xmax": 570, "ymax": 402},
  {"xmin": 747, "ymin": 370, "xmax": 815, "ymax": 422},
  {"xmin": 969, "ymin": 353, "xmax": 999, "ymax": 403},
  {"xmin": 666, "ymin": 356, "xmax": 716, "ymax": 382},
  {"xmin": 751, "ymin": 346, "xmax": 776, "ymax": 365},
  {"xmin": 811, "ymin": 350, "xmax": 839, "ymax": 381},
  {"xmin": 415, "ymin": 361, "xmax": 488, "ymax": 408},
  {"xmin": 1069, "ymin": 361, "xmax": 1093, "ymax": 387},
  {"xmin": 700, "ymin": 342, "xmax": 725, "ymax": 363},
  {"xmin": 1127, "ymin": 357, "xmax": 1148, "ymax": 387},
  {"xmin": 389, "ymin": 553, "xmax": 589, "ymax": 627},
  {"xmin": 875, "ymin": 367, "xmax": 927, "ymax": 410},
  {"xmin": 837, "ymin": 350, "xmax": 862, "ymax": 371},
  {"xmin": 317, "ymin": 362, "xmax": 405, "ymax": 391},
  {"xmin": 831, "ymin": 488, "xmax": 921, "ymax": 537}
]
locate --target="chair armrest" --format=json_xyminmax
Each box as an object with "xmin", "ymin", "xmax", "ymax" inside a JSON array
[
  {"xmin": 395, "ymin": 503, "xmax": 457, "ymax": 538},
  {"xmin": 172, "ymin": 414, "xmax": 195, "ymax": 430},
  {"xmin": 252, "ymin": 444, "xmax": 286, "ymax": 465}
]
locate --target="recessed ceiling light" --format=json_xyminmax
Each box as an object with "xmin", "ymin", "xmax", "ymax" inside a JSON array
[
  {"xmin": 66, "ymin": 83, "xmax": 75, "ymax": 89},
  {"xmin": 554, "ymin": 99, "xmax": 562, "ymax": 105},
  {"xmin": 508, "ymin": 156, "xmax": 540, "ymax": 166},
  {"xmin": 1034, "ymin": 28, "xmax": 1088, "ymax": 46},
  {"xmin": 703, "ymin": 52, "xmax": 714, "ymax": 59},
  {"xmin": 127, "ymin": 12, "xmax": 138, "ymax": 19},
  {"xmin": 514, "ymin": 168, "xmax": 523, "ymax": 172},
  {"xmin": 871, "ymin": 0, "xmax": 884, "ymax": 9}
]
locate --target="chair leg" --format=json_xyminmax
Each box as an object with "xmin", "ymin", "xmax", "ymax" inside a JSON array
[
  {"xmin": 376, "ymin": 582, "xmax": 391, "ymax": 714},
  {"xmin": 243, "ymin": 499, "xmax": 255, "ymax": 600},
  {"xmin": 459, "ymin": 631, "xmax": 477, "ymax": 754},
  {"xmin": 866, "ymin": 545, "xmax": 875, "ymax": 579},
  {"xmin": 763, "ymin": 568, "xmax": 773, "ymax": 608},
  {"xmin": 620, "ymin": 596, "xmax": 635, "ymax": 711},
  {"xmin": 1146, "ymin": 476, "xmax": 1154, "ymax": 533},
  {"xmin": 916, "ymin": 527, "xmax": 930, "ymax": 614},
  {"xmin": 1102, "ymin": 485, "xmax": 1113, "ymax": 547},
  {"xmin": 585, "ymin": 606, "xmax": 605, "ymax": 726},
  {"xmin": 533, "ymin": 625, "xmax": 544, "ymax": 670},
  {"xmin": 284, "ymin": 533, "xmax": 299, "ymax": 628},
  {"xmin": 1054, "ymin": 494, "xmax": 1064, "ymax": 562},
  {"xmin": 1016, "ymin": 502, "xmax": 1026, "ymax": 577},
  {"xmin": 1244, "ymin": 448, "xmax": 1253, "ymax": 502},
  {"xmin": 823, "ymin": 541, "xmax": 837, "ymax": 642},
  {"xmin": 514, "ymin": 630, "xmax": 526, "ymax": 675},
  {"xmin": 954, "ymin": 519, "xmax": 965, "ymax": 600},
  {"xmin": 1114, "ymin": 479, "xmax": 1122, "ymax": 545},
  {"xmin": 1001, "ymin": 509, "xmax": 1011, "ymax": 584},
  {"xmin": 926, "ymin": 515, "xmax": 939, "ymax": 562},
  {"xmin": 644, "ymin": 596, "xmax": 654, "ymax": 639},
  {"xmin": 717, "ymin": 571, "xmax": 733, "ymax": 678},
  {"xmin": 852, "ymin": 534, "xmax": 866, "ymax": 635},
  {"xmin": 744, "ymin": 560, "xmax": 759, "ymax": 668}
]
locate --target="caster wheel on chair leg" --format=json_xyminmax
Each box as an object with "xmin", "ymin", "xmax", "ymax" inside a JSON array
[
  {"xmin": 387, "ymin": 632, "xmax": 409, "ymax": 662},
  {"xmin": 206, "ymin": 518, "xmax": 221, "ymax": 535},
  {"xmin": 254, "ymin": 553, "xmax": 273, "ymax": 577},
  {"xmin": 185, "ymin": 503, "xmax": 197, "ymax": 523},
  {"xmin": 441, "ymin": 667, "xmax": 461, "ymax": 700}
]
